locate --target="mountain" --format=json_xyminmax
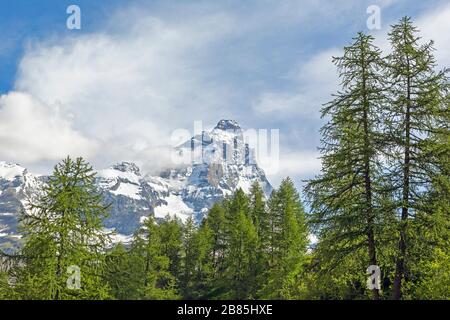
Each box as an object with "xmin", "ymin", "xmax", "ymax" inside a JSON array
[
  {"xmin": 0, "ymin": 120, "xmax": 272, "ymax": 248},
  {"xmin": 0, "ymin": 162, "xmax": 45, "ymax": 250}
]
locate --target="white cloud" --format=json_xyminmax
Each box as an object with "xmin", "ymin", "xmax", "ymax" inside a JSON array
[
  {"xmin": 3, "ymin": 0, "xmax": 446, "ymax": 186},
  {"xmin": 252, "ymin": 48, "xmax": 340, "ymax": 117},
  {"xmin": 0, "ymin": 92, "xmax": 97, "ymax": 162},
  {"xmin": 372, "ymin": 1, "xmax": 450, "ymax": 70},
  {"xmin": 266, "ymin": 150, "xmax": 321, "ymax": 188},
  {"xmin": 10, "ymin": 10, "xmax": 239, "ymax": 172},
  {"xmin": 255, "ymin": 1, "xmax": 450, "ymax": 186},
  {"xmin": 416, "ymin": 2, "xmax": 450, "ymax": 68}
]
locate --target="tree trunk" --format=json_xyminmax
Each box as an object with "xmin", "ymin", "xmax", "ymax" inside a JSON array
[
  {"xmin": 392, "ymin": 69, "xmax": 411, "ymax": 300},
  {"xmin": 361, "ymin": 55, "xmax": 379, "ymax": 300}
]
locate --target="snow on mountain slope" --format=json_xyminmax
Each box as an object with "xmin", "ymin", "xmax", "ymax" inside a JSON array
[
  {"xmin": 160, "ymin": 119, "xmax": 272, "ymax": 220},
  {"xmin": 96, "ymin": 120, "xmax": 272, "ymax": 235},
  {"xmin": 0, "ymin": 120, "xmax": 273, "ymax": 246},
  {"xmin": 154, "ymin": 194, "xmax": 193, "ymax": 222},
  {"xmin": 96, "ymin": 162, "xmax": 160, "ymax": 235},
  {"xmin": 97, "ymin": 163, "xmax": 143, "ymax": 200},
  {"xmin": 0, "ymin": 162, "xmax": 27, "ymax": 182},
  {"xmin": 0, "ymin": 161, "xmax": 44, "ymax": 250}
]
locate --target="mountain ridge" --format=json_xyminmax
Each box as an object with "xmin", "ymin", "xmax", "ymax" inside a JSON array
[{"xmin": 0, "ymin": 120, "xmax": 272, "ymax": 249}]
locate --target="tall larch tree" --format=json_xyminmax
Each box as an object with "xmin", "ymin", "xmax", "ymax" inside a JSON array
[
  {"xmin": 204, "ymin": 203, "xmax": 227, "ymax": 279},
  {"xmin": 159, "ymin": 216, "xmax": 183, "ymax": 286},
  {"xmin": 248, "ymin": 182, "xmax": 269, "ymax": 294},
  {"xmin": 385, "ymin": 17, "xmax": 449, "ymax": 299},
  {"xmin": 131, "ymin": 216, "xmax": 179, "ymax": 299},
  {"xmin": 13, "ymin": 157, "xmax": 111, "ymax": 300},
  {"xmin": 262, "ymin": 178, "xmax": 309, "ymax": 299},
  {"xmin": 223, "ymin": 189, "xmax": 258, "ymax": 299},
  {"xmin": 181, "ymin": 217, "xmax": 214, "ymax": 299},
  {"xmin": 305, "ymin": 33, "xmax": 387, "ymax": 299}
]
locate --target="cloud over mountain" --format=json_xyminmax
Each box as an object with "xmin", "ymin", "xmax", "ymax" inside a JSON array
[{"xmin": 0, "ymin": 92, "xmax": 96, "ymax": 162}]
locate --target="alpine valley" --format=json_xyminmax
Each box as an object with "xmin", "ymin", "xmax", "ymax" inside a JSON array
[{"xmin": 0, "ymin": 120, "xmax": 272, "ymax": 250}]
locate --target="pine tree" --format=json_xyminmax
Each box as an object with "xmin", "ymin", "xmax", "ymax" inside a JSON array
[
  {"xmin": 249, "ymin": 182, "xmax": 269, "ymax": 294},
  {"xmin": 204, "ymin": 203, "xmax": 226, "ymax": 278},
  {"xmin": 181, "ymin": 217, "xmax": 214, "ymax": 298},
  {"xmin": 0, "ymin": 254, "xmax": 14, "ymax": 299},
  {"xmin": 159, "ymin": 216, "xmax": 183, "ymax": 285},
  {"xmin": 131, "ymin": 216, "xmax": 179, "ymax": 300},
  {"xmin": 105, "ymin": 243, "xmax": 143, "ymax": 300},
  {"xmin": 181, "ymin": 217, "xmax": 197, "ymax": 297},
  {"xmin": 404, "ymin": 89, "xmax": 449, "ymax": 299},
  {"xmin": 305, "ymin": 33, "xmax": 387, "ymax": 299},
  {"xmin": 385, "ymin": 17, "xmax": 449, "ymax": 299},
  {"xmin": 13, "ymin": 157, "xmax": 111, "ymax": 300},
  {"xmin": 193, "ymin": 222, "xmax": 215, "ymax": 297},
  {"xmin": 412, "ymin": 247, "xmax": 450, "ymax": 299},
  {"xmin": 261, "ymin": 178, "xmax": 309, "ymax": 299},
  {"xmin": 249, "ymin": 182, "xmax": 267, "ymax": 236},
  {"xmin": 223, "ymin": 189, "xmax": 258, "ymax": 299},
  {"xmin": 0, "ymin": 270, "xmax": 12, "ymax": 299}
]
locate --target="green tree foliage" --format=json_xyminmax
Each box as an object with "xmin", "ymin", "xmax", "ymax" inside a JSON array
[
  {"xmin": 105, "ymin": 243, "xmax": 143, "ymax": 300},
  {"xmin": 159, "ymin": 217, "xmax": 183, "ymax": 284},
  {"xmin": 181, "ymin": 217, "xmax": 213, "ymax": 299},
  {"xmin": 191, "ymin": 181, "xmax": 310, "ymax": 300},
  {"xmin": 385, "ymin": 17, "xmax": 449, "ymax": 299},
  {"xmin": 410, "ymin": 248, "xmax": 450, "ymax": 299},
  {"xmin": 260, "ymin": 178, "xmax": 309, "ymax": 299},
  {"xmin": 222, "ymin": 189, "xmax": 259, "ymax": 299},
  {"xmin": 204, "ymin": 203, "xmax": 227, "ymax": 279},
  {"xmin": 249, "ymin": 182, "xmax": 270, "ymax": 295},
  {"xmin": 0, "ymin": 270, "xmax": 12, "ymax": 299},
  {"xmin": 130, "ymin": 216, "xmax": 179, "ymax": 300},
  {"xmin": 305, "ymin": 17, "xmax": 449, "ymax": 300},
  {"xmin": 305, "ymin": 33, "xmax": 389, "ymax": 299},
  {"xmin": 12, "ymin": 157, "xmax": 112, "ymax": 300}
]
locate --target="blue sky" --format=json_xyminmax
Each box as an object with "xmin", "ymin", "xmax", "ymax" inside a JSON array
[{"xmin": 0, "ymin": 0, "xmax": 449, "ymax": 188}]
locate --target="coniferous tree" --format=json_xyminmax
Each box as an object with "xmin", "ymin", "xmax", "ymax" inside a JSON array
[
  {"xmin": 0, "ymin": 270, "xmax": 12, "ymax": 299},
  {"xmin": 385, "ymin": 17, "xmax": 449, "ymax": 299},
  {"xmin": 305, "ymin": 33, "xmax": 387, "ymax": 299},
  {"xmin": 204, "ymin": 203, "xmax": 226, "ymax": 279},
  {"xmin": 411, "ymin": 247, "xmax": 450, "ymax": 299},
  {"xmin": 261, "ymin": 178, "xmax": 309, "ymax": 299},
  {"xmin": 13, "ymin": 157, "xmax": 111, "ymax": 300},
  {"xmin": 249, "ymin": 182, "xmax": 269, "ymax": 294},
  {"xmin": 105, "ymin": 243, "xmax": 143, "ymax": 299},
  {"xmin": 159, "ymin": 217, "xmax": 183, "ymax": 285},
  {"xmin": 181, "ymin": 217, "xmax": 214, "ymax": 298},
  {"xmin": 181, "ymin": 217, "xmax": 197, "ymax": 297},
  {"xmin": 131, "ymin": 216, "xmax": 179, "ymax": 300},
  {"xmin": 223, "ymin": 189, "xmax": 258, "ymax": 299}
]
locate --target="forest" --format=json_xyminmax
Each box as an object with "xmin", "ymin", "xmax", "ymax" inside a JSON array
[{"xmin": 0, "ymin": 17, "xmax": 449, "ymax": 300}]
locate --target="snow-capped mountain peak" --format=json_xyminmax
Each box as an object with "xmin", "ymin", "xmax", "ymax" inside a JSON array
[
  {"xmin": 214, "ymin": 119, "xmax": 241, "ymax": 131},
  {"xmin": 112, "ymin": 162, "xmax": 141, "ymax": 176},
  {"xmin": 96, "ymin": 162, "xmax": 142, "ymax": 201},
  {"xmin": 0, "ymin": 120, "xmax": 272, "ymax": 248},
  {"xmin": 0, "ymin": 161, "xmax": 27, "ymax": 182}
]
